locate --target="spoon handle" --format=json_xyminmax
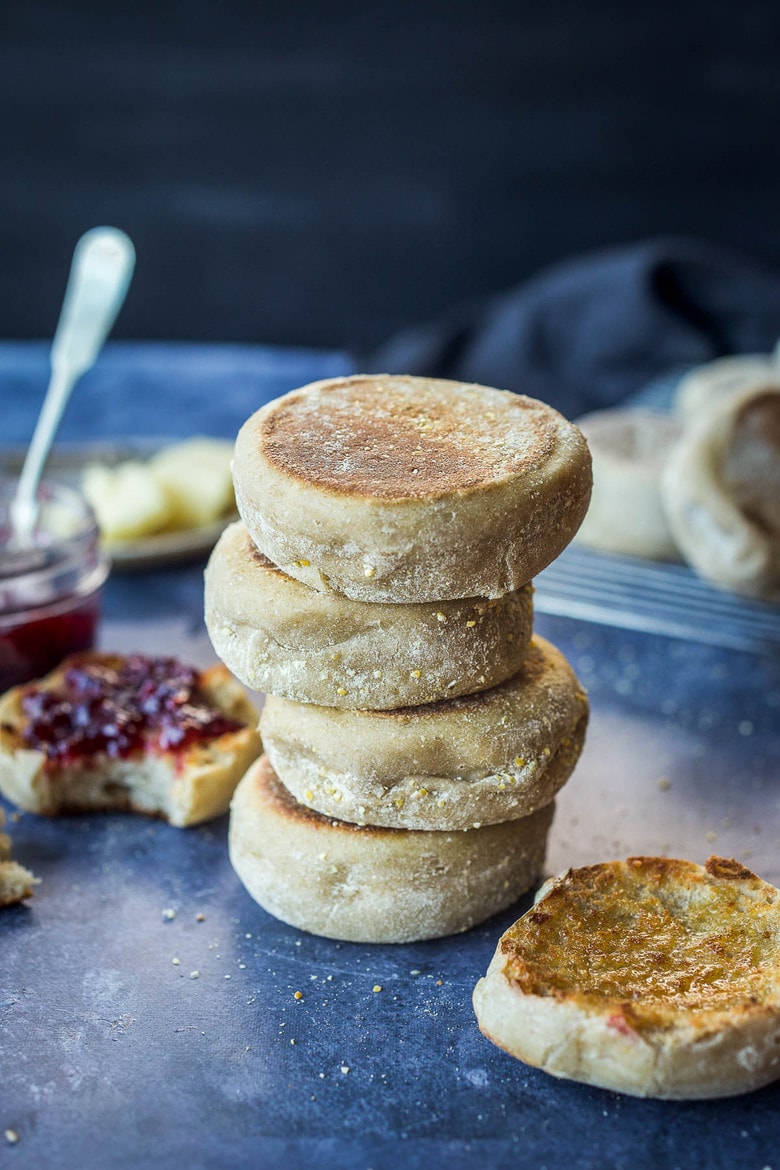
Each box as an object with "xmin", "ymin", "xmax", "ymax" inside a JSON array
[{"xmin": 12, "ymin": 227, "xmax": 136, "ymax": 538}]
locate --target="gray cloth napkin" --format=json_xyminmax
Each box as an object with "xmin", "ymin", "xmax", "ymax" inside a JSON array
[{"xmin": 368, "ymin": 236, "xmax": 780, "ymax": 417}]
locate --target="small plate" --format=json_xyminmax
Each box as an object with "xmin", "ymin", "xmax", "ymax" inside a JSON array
[{"xmin": 0, "ymin": 438, "xmax": 237, "ymax": 571}]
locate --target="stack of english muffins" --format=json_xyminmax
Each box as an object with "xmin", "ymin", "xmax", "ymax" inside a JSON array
[{"xmin": 204, "ymin": 374, "xmax": 592, "ymax": 944}]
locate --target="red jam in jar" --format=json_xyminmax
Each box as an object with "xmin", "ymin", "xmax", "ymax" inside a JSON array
[
  {"xmin": 21, "ymin": 653, "xmax": 243, "ymax": 765},
  {"xmin": 0, "ymin": 478, "xmax": 110, "ymax": 692}
]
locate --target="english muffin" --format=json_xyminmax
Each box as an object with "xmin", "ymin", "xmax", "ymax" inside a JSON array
[
  {"xmin": 674, "ymin": 354, "xmax": 777, "ymax": 421},
  {"xmin": 204, "ymin": 521, "xmax": 534, "ymax": 709},
  {"xmin": 662, "ymin": 382, "xmax": 780, "ymax": 599},
  {"xmin": 232, "ymin": 375, "xmax": 592, "ymax": 603},
  {"xmin": 229, "ymin": 755, "xmax": 554, "ymax": 943},
  {"xmin": 261, "ymin": 636, "xmax": 588, "ymax": 830},
  {"xmin": 574, "ymin": 409, "xmax": 682, "ymax": 561},
  {"xmin": 0, "ymin": 652, "xmax": 262, "ymax": 827},
  {"xmin": 473, "ymin": 856, "xmax": 780, "ymax": 1099}
]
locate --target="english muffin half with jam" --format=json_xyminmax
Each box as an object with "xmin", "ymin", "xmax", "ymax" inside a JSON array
[
  {"xmin": 261, "ymin": 636, "xmax": 587, "ymax": 830},
  {"xmin": 0, "ymin": 652, "xmax": 261, "ymax": 827}
]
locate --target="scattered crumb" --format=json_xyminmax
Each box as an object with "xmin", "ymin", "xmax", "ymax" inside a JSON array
[
  {"xmin": 294, "ymin": 991, "xmax": 303, "ymax": 1000},
  {"xmin": 172, "ymin": 957, "xmax": 180, "ymax": 966},
  {"xmin": 340, "ymin": 1065, "xmax": 350, "ymax": 1074},
  {"xmin": 657, "ymin": 777, "xmax": 671, "ymax": 791},
  {"xmin": 190, "ymin": 970, "xmax": 200, "ymax": 979},
  {"xmin": 196, "ymin": 912, "xmax": 206, "ymax": 922},
  {"xmin": 4, "ymin": 1130, "xmax": 19, "ymax": 1145},
  {"xmin": 372, "ymin": 985, "xmax": 382, "ymax": 993},
  {"xmin": 162, "ymin": 908, "xmax": 176, "ymax": 921}
]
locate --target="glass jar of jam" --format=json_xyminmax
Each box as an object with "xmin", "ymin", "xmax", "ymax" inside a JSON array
[{"xmin": 0, "ymin": 477, "xmax": 110, "ymax": 692}]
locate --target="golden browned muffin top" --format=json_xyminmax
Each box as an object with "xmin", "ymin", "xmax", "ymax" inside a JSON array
[
  {"xmin": 258, "ymin": 375, "xmax": 579, "ymax": 500},
  {"xmin": 500, "ymin": 856, "xmax": 780, "ymax": 1032}
]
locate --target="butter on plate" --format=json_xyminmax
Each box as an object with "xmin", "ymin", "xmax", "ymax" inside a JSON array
[{"xmin": 82, "ymin": 437, "xmax": 234, "ymax": 544}]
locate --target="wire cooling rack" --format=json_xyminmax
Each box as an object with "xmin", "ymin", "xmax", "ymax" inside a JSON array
[
  {"xmin": 534, "ymin": 368, "xmax": 780, "ymax": 655},
  {"xmin": 534, "ymin": 543, "xmax": 780, "ymax": 654}
]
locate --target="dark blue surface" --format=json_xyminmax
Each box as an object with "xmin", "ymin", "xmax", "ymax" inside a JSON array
[
  {"xmin": 1, "ymin": 344, "xmax": 779, "ymax": 1169},
  {"xmin": 1, "ymin": 340, "xmax": 354, "ymax": 444}
]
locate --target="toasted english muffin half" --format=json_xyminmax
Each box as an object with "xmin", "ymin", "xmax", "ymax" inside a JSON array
[
  {"xmin": 662, "ymin": 383, "xmax": 780, "ymax": 599},
  {"xmin": 205, "ymin": 521, "xmax": 534, "ymax": 709},
  {"xmin": 473, "ymin": 856, "xmax": 780, "ymax": 1099},
  {"xmin": 228, "ymin": 755, "xmax": 554, "ymax": 944},
  {"xmin": 261, "ymin": 635, "xmax": 587, "ymax": 830},
  {"xmin": 0, "ymin": 653, "xmax": 262, "ymax": 827},
  {"xmin": 232, "ymin": 375, "xmax": 592, "ymax": 603}
]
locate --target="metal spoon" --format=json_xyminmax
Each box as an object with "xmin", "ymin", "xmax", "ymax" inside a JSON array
[{"xmin": 9, "ymin": 226, "xmax": 136, "ymax": 544}]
